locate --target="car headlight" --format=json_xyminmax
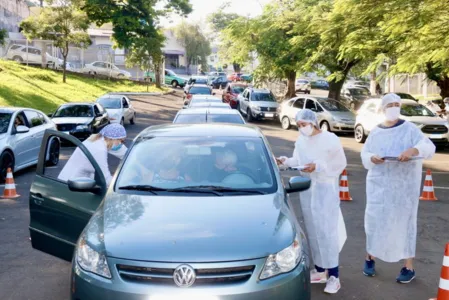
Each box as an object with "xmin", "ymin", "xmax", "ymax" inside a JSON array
[
  {"xmin": 251, "ymin": 105, "xmax": 261, "ymax": 111},
  {"xmin": 259, "ymin": 235, "xmax": 302, "ymax": 280},
  {"xmin": 76, "ymin": 124, "xmax": 89, "ymax": 130},
  {"xmin": 76, "ymin": 236, "xmax": 111, "ymax": 279}
]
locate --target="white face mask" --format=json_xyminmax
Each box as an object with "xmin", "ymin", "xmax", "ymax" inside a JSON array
[
  {"xmin": 384, "ymin": 107, "xmax": 401, "ymax": 121},
  {"xmin": 299, "ymin": 124, "xmax": 314, "ymax": 136}
]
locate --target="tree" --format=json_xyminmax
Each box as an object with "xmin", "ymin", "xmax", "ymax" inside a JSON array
[
  {"xmin": 20, "ymin": 0, "xmax": 91, "ymax": 83},
  {"xmin": 0, "ymin": 29, "xmax": 7, "ymax": 47},
  {"xmin": 173, "ymin": 22, "xmax": 211, "ymax": 74}
]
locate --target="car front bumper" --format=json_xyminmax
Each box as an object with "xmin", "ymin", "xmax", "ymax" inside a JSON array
[
  {"xmin": 331, "ymin": 121, "xmax": 355, "ymax": 132},
  {"xmin": 59, "ymin": 129, "xmax": 93, "ymax": 142},
  {"xmin": 252, "ymin": 110, "xmax": 279, "ymax": 120},
  {"xmin": 424, "ymin": 133, "xmax": 449, "ymax": 146},
  {"xmin": 71, "ymin": 256, "xmax": 311, "ymax": 300}
]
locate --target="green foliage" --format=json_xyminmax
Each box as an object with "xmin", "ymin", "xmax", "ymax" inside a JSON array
[
  {"xmin": 0, "ymin": 29, "xmax": 7, "ymax": 47},
  {"xmin": 174, "ymin": 22, "xmax": 211, "ymax": 69},
  {"xmin": 207, "ymin": 2, "xmax": 239, "ymax": 32}
]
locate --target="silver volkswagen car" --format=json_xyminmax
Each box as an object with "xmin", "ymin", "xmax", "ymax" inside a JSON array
[{"xmin": 29, "ymin": 124, "xmax": 312, "ymax": 300}]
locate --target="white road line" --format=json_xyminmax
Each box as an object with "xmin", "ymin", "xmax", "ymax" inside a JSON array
[{"xmin": 434, "ymin": 186, "xmax": 449, "ymax": 190}]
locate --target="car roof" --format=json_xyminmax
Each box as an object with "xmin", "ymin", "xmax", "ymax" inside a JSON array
[
  {"xmin": 178, "ymin": 108, "xmax": 239, "ymax": 115},
  {"xmin": 191, "ymin": 95, "xmax": 220, "ymax": 100},
  {"xmin": 190, "ymin": 84, "xmax": 211, "ymax": 88},
  {"xmin": 190, "ymin": 103, "xmax": 230, "ymax": 108},
  {"xmin": 0, "ymin": 107, "xmax": 34, "ymax": 113},
  {"xmin": 248, "ymin": 88, "xmax": 271, "ymax": 93},
  {"xmin": 59, "ymin": 102, "xmax": 96, "ymax": 106},
  {"xmin": 364, "ymin": 98, "xmax": 417, "ymax": 105},
  {"xmin": 98, "ymin": 95, "xmax": 125, "ymax": 99},
  {"xmin": 137, "ymin": 123, "xmax": 261, "ymax": 138}
]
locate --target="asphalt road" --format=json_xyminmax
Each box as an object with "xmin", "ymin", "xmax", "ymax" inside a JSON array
[{"xmin": 1, "ymin": 90, "xmax": 448, "ymax": 300}]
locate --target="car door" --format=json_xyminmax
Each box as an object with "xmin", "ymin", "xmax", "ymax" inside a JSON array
[
  {"xmin": 241, "ymin": 90, "xmax": 249, "ymax": 112},
  {"xmin": 290, "ymin": 98, "xmax": 305, "ymax": 123},
  {"xmin": 96, "ymin": 104, "xmax": 109, "ymax": 129},
  {"xmin": 9, "ymin": 111, "xmax": 35, "ymax": 167},
  {"xmin": 24, "ymin": 110, "xmax": 47, "ymax": 157},
  {"xmin": 313, "ymin": 100, "xmax": 326, "ymax": 124},
  {"xmin": 29, "ymin": 130, "xmax": 108, "ymax": 261},
  {"xmin": 124, "ymin": 97, "xmax": 134, "ymax": 120}
]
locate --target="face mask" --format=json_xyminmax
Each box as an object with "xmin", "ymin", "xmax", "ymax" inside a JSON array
[
  {"xmin": 299, "ymin": 124, "xmax": 314, "ymax": 136},
  {"xmin": 385, "ymin": 107, "xmax": 401, "ymax": 121},
  {"xmin": 108, "ymin": 144, "xmax": 127, "ymax": 160},
  {"xmin": 110, "ymin": 143, "xmax": 123, "ymax": 151}
]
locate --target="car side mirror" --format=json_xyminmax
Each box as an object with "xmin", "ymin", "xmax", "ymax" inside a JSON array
[
  {"xmin": 15, "ymin": 125, "xmax": 30, "ymax": 134},
  {"xmin": 68, "ymin": 178, "xmax": 100, "ymax": 193},
  {"xmin": 47, "ymin": 113, "xmax": 53, "ymax": 118},
  {"xmin": 285, "ymin": 176, "xmax": 311, "ymax": 194}
]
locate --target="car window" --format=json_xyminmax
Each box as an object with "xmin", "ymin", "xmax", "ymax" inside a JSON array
[
  {"xmin": 93, "ymin": 62, "xmax": 104, "ymax": 68},
  {"xmin": 349, "ymin": 88, "xmax": 370, "ymax": 96},
  {"xmin": 54, "ymin": 105, "xmax": 94, "ymax": 118},
  {"xmin": 21, "ymin": 48, "xmax": 27, "ymax": 53},
  {"xmin": 207, "ymin": 114, "xmax": 245, "ymax": 124},
  {"xmin": 293, "ymin": 98, "xmax": 305, "ymax": 108},
  {"xmin": 251, "ymin": 92, "xmax": 276, "ymax": 102},
  {"xmin": 96, "ymin": 104, "xmax": 105, "ymax": 114},
  {"xmin": 317, "ymin": 99, "xmax": 350, "ymax": 111},
  {"xmin": 98, "ymin": 97, "xmax": 121, "ymax": 109},
  {"xmin": 174, "ymin": 114, "xmax": 207, "ymax": 124},
  {"xmin": 24, "ymin": 110, "xmax": 44, "ymax": 127},
  {"xmin": 93, "ymin": 105, "xmax": 100, "ymax": 116},
  {"xmin": 231, "ymin": 86, "xmax": 245, "ymax": 94},
  {"xmin": 0, "ymin": 113, "xmax": 13, "ymax": 134},
  {"xmin": 115, "ymin": 136, "xmax": 277, "ymax": 194},
  {"xmin": 38, "ymin": 113, "xmax": 47, "ymax": 124},
  {"xmin": 189, "ymin": 87, "xmax": 212, "ymax": 94},
  {"xmin": 305, "ymin": 99, "xmax": 317, "ymax": 111},
  {"xmin": 315, "ymin": 103, "xmax": 324, "ymax": 112},
  {"xmin": 122, "ymin": 98, "xmax": 129, "ymax": 108},
  {"xmin": 10, "ymin": 45, "xmax": 22, "ymax": 50},
  {"xmin": 401, "ymin": 104, "xmax": 435, "ymax": 117}
]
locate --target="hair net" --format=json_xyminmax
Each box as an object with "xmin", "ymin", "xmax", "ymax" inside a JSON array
[
  {"xmin": 99, "ymin": 123, "xmax": 127, "ymax": 139},
  {"xmin": 295, "ymin": 109, "xmax": 319, "ymax": 127},
  {"xmin": 381, "ymin": 93, "xmax": 401, "ymax": 109}
]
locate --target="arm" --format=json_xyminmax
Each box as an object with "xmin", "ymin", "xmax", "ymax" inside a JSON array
[
  {"xmin": 410, "ymin": 124, "xmax": 436, "ymax": 159},
  {"xmin": 313, "ymin": 135, "xmax": 347, "ymax": 177},
  {"xmin": 280, "ymin": 145, "xmax": 301, "ymax": 168},
  {"xmin": 361, "ymin": 133, "xmax": 377, "ymax": 170},
  {"xmin": 93, "ymin": 147, "xmax": 113, "ymax": 186}
]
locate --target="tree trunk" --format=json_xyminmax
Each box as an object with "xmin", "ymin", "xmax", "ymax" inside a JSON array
[
  {"xmin": 62, "ymin": 42, "xmax": 68, "ymax": 83},
  {"xmin": 370, "ymin": 71, "xmax": 377, "ymax": 95},
  {"xmin": 285, "ymin": 70, "xmax": 296, "ymax": 99},
  {"xmin": 437, "ymin": 76, "xmax": 449, "ymax": 99},
  {"xmin": 41, "ymin": 41, "xmax": 47, "ymax": 68},
  {"xmin": 155, "ymin": 63, "xmax": 161, "ymax": 89},
  {"xmin": 233, "ymin": 62, "xmax": 241, "ymax": 73},
  {"xmin": 328, "ymin": 80, "xmax": 345, "ymax": 101}
]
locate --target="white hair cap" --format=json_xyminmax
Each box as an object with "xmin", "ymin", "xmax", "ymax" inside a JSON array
[
  {"xmin": 382, "ymin": 93, "xmax": 401, "ymax": 109},
  {"xmin": 295, "ymin": 109, "xmax": 319, "ymax": 127}
]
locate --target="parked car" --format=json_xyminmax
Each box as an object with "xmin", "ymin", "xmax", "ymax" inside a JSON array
[
  {"xmin": 208, "ymin": 71, "xmax": 227, "ymax": 77},
  {"xmin": 184, "ymin": 84, "xmax": 214, "ymax": 101},
  {"xmin": 0, "ymin": 107, "xmax": 60, "ymax": 182},
  {"xmin": 295, "ymin": 79, "xmax": 311, "ymax": 94},
  {"xmin": 383, "ymin": 92, "xmax": 418, "ymax": 102},
  {"xmin": 223, "ymin": 83, "xmax": 248, "ymax": 109},
  {"xmin": 144, "ymin": 69, "xmax": 187, "ymax": 88},
  {"xmin": 344, "ymin": 80, "xmax": 370, "ymax": 90},
  {"xmin": 310, "ymin": 80, "xmax": 329, "ymax": 90},
  {"xmin": 6, "ymin": 44, "xmax": 61, "ymax": 67},
  {"xmin": 228, "ymin": 73, "xmax": 243, "ymax": 81},
  {"xmin": 96, "ymin": 95, "xmax": 136, "ymax": 125},
  {"xmin": 184, "ymin": 76, "xmax": 209, "ymax": 92},
  {"xmin": 240, "ymin": 74, "xmax": 253, "ymax": 82},
  {"xmin": 174, "ymin": 108, "xmax": 245, "ymax": 124},
  {"xmin": 83, "ymin": 61, "xmax": 131, "ymax": 79},
  {"xmin": 340, "ymin": 87, "xmax": 371, "ymax": 110},
  {"xmin": 279, "ymin": 96, "xmax": 355, "ymax": 132},
  {"xmin": 354, "ymin": 98, "xmax": 449, "ymax": 149},
  {"xmin": 183, "ymin": 95, "xmax": 222, "ymax": 109},
  {"xmin": 28, "ymin": 124, "xmax": 312, "ymax": 299},
  {"xmin": 49, "ymin": 103, "xmax": 110, "ymax": 141},
  {"xmin": 210, "ymin": 76, "xmax": 229, "ymax": 89},
  {"xmin": 237, "ymin": 88, "xmax": 279, "ymax": 122},
  {"xmin": 189, "ymin": 102, "xmax": 232, "ymax": 109}
]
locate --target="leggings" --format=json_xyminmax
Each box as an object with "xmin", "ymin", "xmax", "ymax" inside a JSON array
[{"xmin": 315, "ymin": 265, "xmax": 339, "ymax": 278}]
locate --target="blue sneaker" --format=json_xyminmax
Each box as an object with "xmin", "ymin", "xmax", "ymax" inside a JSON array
[
  {"xmin": 396, "ymin": 267, "xmax": 416, "ymax": 283},
  {"xmin": 363, "ymin": 259, "xmax": 376, "ymax": 277}
]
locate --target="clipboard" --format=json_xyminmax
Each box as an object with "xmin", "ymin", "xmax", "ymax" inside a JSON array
[
  {"xmin": 382, "ymin": 156, "xmax": 424, "ymax": 161},
  {"xmin": 288, "ymin": 165, "xmax": 307, "ymax": 171}
]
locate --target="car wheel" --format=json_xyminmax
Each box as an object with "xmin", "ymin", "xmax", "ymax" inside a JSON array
[
  {"xmin": 246, "ymin": 108, "xmax": 253, "ymax": 122},
  {"xmin": 130, "ymin": 114, "xmax": 136, "ymax": 125},
  {"xmin": 12, "ymin": 56, "xmax": 23, "ymax": 63},
  {"xmin": 281, "ymin": 116, "xmax": 291, "ymax": 130},
  {"xmin": 320, "ymin": 121, "xmax": 331, "ymax": 132},
  {"xmin": 46, "ymin": 139, "xmax": 60, "ymax": 166},
  {"xmin": 355, "ymin": 125, "xmax": 367, "ymax": 143},
  {"xmin": 172, "ymin": 80, "xmax": 179, "ymax": 88},
  {"xmin": 0, "ymin": 151, "xmax": 14, "ymax": 183}
]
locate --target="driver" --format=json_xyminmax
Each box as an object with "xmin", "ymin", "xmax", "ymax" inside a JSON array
[
  {"xmin": 209, "ymin": 149, "xmax": 238, "ymax": 183},
  {"xmin": 14, "ymin": 116, "xmax": 24, "ymax": 129}
]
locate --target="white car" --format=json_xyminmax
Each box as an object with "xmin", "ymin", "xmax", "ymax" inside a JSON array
[
  {"xmin": 0, "ymin": 107, "xmax": 60, "ymax": 182},
  {"xmin": 84, "ymin": 61, "xmax": 131, "ymax": 79},
  {"xmin": 295, "ymin": 79, "xmax": 311, "ymax": 94},
  {"xmin": 355, "ymin": 98, "xmax": 449, "ymax": 149},
  {"xmin": 6, "ymin": 44, "xmax": 60, "ymax": 66},
  {"xmin": 96, "ymin": 95, "xmax": 136, "ymax": 125}
]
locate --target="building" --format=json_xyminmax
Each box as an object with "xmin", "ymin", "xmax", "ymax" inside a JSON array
[{"xmin": 0, "ymin": 0, "xmax": 30, "ymax": 36}]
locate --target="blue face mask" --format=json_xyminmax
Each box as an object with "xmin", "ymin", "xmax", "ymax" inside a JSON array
[{"xmin": 110, "ymin": 143, "xmax": 123, "ymax": 151}]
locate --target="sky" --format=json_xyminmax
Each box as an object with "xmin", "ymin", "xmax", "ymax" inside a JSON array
[{"xmin": 159, "ymin": 0, "xmax": 271, "ymax": 27}]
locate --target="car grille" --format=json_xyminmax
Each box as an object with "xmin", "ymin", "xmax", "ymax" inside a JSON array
[
  {"xmin": 56, "ymin": 124, "xmax": 77, "ymax": 131},
  {"xmin": 260, "ymin": 107, "xmax": 277, "ymax": 112},
  {"xmin": 421, "ymin": 125, "xmax": 448, "ymax": 134},
  {"xmin": 116, "ymin": 264, "xmax": 255, "ymax": 286}
]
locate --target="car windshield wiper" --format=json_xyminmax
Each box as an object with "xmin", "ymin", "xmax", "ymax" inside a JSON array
[
  {"xmin": 118, "ymin": 185, "xmax": 223, "ymax": 196},
  {"xmin": 118, "ymin": 185, "xmax": 166, "ymax": 194},
  {"xmin": 176, "ymin": 185, "xmax": 267, "ymax": 195}
]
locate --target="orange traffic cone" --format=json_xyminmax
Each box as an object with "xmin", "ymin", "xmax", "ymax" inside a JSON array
[
  {"xmin": 429, "ymin": 243, "xmax": 449, "ymax": 300},
  {"xmin": 420, "ymin": 169, "xmax": 438, "ymax": 201},
  {"xmin": 339, "ymin": 169, "xmax": 352, "ymax": 201},
  {"xmin": 1, "ymin": 168, "xmax": 19, "ymax": 199}
]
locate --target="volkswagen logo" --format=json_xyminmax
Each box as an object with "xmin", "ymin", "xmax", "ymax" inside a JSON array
[{"xmin": 173, "ymin": 264, "xmax": 196, "ymax": 287}]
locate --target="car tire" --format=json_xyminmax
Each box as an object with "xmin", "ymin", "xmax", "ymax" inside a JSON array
[
  {"xmin": 172, "ymin": 80, "xmax": 179, "ymax": 88},
  {"xmin": 355, "ymin": 125, "xmax": 367, "ymax": 143},
  {"xmin": 246, "ymin": 108, "xmax": 253, "ymax": 122},
  {"xmin": 320, "ymin": 121, "xmax": 331, "ymax": 132},
  {"xmin": 130, "ymin": 114, "xmax": 136, "ymax": 125},
  {"xmin": 12, "ymin": 56, "xmax": 23, "ymax": 63},
  {"xmin": 281, "ymin": 116, "xmax": 291, "ymax": 130},
  {"xmin": 0, "ymin": 151, "xmax": 14, "ymax": 183},
  {"xmin": 46, "ymin": 139, "xmax": 60, "ymax": 166}
]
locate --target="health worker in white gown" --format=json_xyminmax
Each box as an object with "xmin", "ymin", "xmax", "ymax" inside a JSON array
[
  {"xmin": 361, "ymin": 93, "xmax": 435, "ymax": 284},
  {"xmin": 277, "ymin": 109, "xmax": 347, "ymax": 295}
]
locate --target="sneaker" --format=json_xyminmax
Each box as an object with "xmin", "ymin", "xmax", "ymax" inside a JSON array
[
  {"xmin": 363, "ymin": 259, "xmax": 376, "ymax": 277},
  {"xmin": 396, "ymin": 267, "xmax": 416, "ymax": 284},
  {"xmin": 310, "ymin": 269, "xmax": 327, "ymax": 284},
  {"xmin": 324, "ymin": 276, "xmax": 341, "ymax": 294}
]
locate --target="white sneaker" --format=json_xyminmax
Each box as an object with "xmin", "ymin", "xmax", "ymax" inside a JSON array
[
  {"xmin": 324, "ymin": 276, "xmax": 341, "ymax": 294},
  {"xmin": 310, "ymin": 269, "xmax": 327, "ymax": 284}
]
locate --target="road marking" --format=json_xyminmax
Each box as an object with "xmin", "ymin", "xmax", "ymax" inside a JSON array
[{"xmin": 434, "ymin": 186, "xmax": 449, "ymax": 190}]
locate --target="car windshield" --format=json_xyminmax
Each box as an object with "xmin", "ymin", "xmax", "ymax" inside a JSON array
[
  {"xmin": 318, "ymin": 99, "xmax": 350, "ymax": 111},
  {"xmin": 208, "ymin": 114, "xmax": 245, "ymax": 124},
  {"xmin": 397, "ymin": 93, "xmax": 415, "ymax": 100},
  {"xmin": 189, "ymin": 87, "xmax": 211, "ymax": 94},
  {"xmin": 401, "ymin": 104, "xmax": 435, "ymax": 117},
  {"xmin": 192, "ymin": 78, "xmax": 208, "ymax": 84},
  {"xmin": 116, "ymin": 136, "xmax": 276, "ymax": 194},
  {"xmin": 98, "ymin": 98, "xmax": 121, "ymax": 109},
  {"xmin": 231, "ymin": 86, "xmax": 245, "ymax": 93},
  {"xmin": 0, "ymin": 113, "xmax": 12, "ymax": 134},
  {"xmin": 349, "ymin": 88, "xmax": 370, "ymax": 96},
  {"xmin": 251, "ymin": 92, "xmax": 276, "ymax": 102},
  {"xmin": 54, "ymin": 105, "xmax": 94, "ymax": 117},
  {"xmin": 174, "ymin": 114, "xmax": 207, "ymax": 123}
]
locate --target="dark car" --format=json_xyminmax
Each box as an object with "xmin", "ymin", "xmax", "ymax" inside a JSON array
[
  {"xmin": 340, "ymin": 87, "xmax": 371, "ymax": 110},
  {"xmin": 184, "ymin": 84, "xmax": 214, "ymax": 101},
  {"xmin": 49, "ymin": 103, "xmax": 109, "ymax": 141},
  {"xmin": 311, "ymin": 80, "xmax": 329, "ymax": 90},
  {"xmin": 210, "ymin": 76, "xmax": 229, "ymax": 89}
]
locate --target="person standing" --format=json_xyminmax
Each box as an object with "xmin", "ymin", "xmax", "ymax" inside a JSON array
[
  {"xmin": 277, "ymin": 109, "xmax": 347, "ymax": 294},
  {"xmin": 361, "ymin": 93, "xmax": 435, "ymax": 283}
]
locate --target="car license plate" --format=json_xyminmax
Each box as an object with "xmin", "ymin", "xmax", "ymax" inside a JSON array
[
  {"xmin": 265, "ymin": 113, "xmax": 274, "ymax": 117},
  {"xmin": 429, "ymin": 134, "xmax": 443, "ymax": 139}
]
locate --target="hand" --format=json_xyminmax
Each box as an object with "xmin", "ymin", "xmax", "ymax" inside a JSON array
[
  {"xmin": 398, "ymin": 148, "xmax": 419, "ymax": 162},
  {"xmin": 302, "ymin": 163, "xmax": 316, "ymax": 173},
  {"xmin": 371, "ymin": 155, "xmax": 385, "ymax": 165},
  {"xmin": 276, "ymin": 157, "xmax": 285, "ymax": 166}
]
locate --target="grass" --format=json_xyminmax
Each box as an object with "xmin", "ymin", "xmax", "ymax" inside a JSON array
[{"xmin": 0, "ymin": 60, "xmax": 167, "ymax": 113}]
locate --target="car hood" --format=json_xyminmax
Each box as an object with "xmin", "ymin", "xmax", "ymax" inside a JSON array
[
  {"xmin": 401, "ymin": 115, "xmax": 448, "ymax": 125},
  {"xmin": 329, "ymin": 111, "xmax": 355, "ymax": 121},
  {"xmin": 105, "ymin": 108, "xmax": 123, "ymax": 115},
  {"xmin": 255, "ymin": 101, "xmax": 279, "ymax": 108},
  {"xmin": 351, "ymin": 95, "xmax": 370, "ymax": 101},
  {"xmin": 89, "ymin": 193, "xmax": 295, "ymax": 262},
  {"xmin": 51, "ymin": 117, "xmax": 93, "ymax": 124}
]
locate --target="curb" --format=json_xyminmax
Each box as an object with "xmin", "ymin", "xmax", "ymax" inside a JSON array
[{"xmin": 106, "ymin": 89, "xmax": 176, "ymax": 96}]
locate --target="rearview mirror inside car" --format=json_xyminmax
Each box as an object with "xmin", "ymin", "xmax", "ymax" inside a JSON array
[
  {"xmin": 68, "ymin": 178, "xmax": 100, "ymax": 193},
  {"xmin": 16, "ymin": 125, "xmax": 30, "ymax": 134},
  {"xmin": 285, "ymin": 176, "xmax": 311, "ymax": 194}
]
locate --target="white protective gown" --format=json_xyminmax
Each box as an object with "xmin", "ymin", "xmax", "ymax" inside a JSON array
[
  {"xmin": 361, "ymin": 121, "xmax": 435, "ymax": 262},
  {"xmin": 282, "ymin": 131, "xmax": 347, "ymax": 268}
]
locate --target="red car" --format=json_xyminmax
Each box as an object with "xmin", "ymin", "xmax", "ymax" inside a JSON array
[
  {"xmin": 227, "ymin": 73, "xmax": 243, "ymax": 82},
  {"xmin": 222, "ymin": 83, "xmax": 247, "ymax": 109}
]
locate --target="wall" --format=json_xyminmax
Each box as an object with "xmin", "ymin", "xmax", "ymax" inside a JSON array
[{"xmin": 0, "ymin": 0, "xmax": 30, "ymax": 33}]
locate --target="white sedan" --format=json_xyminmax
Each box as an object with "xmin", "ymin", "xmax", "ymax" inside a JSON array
[
  {"xmin": 84, "ymin": 61, "xmax": 131, "ymax": 79},
  {"xmin": 96, "ymin": 95, "xmax": 136, "ymax": 125}
]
